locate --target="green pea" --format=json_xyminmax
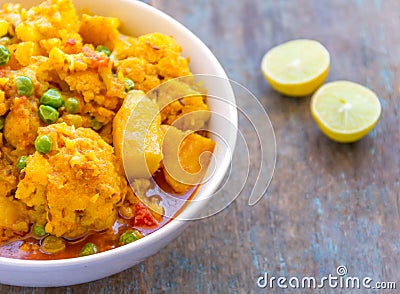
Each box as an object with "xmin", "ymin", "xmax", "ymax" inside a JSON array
[
  {"xmin": 15, "ymin": 76, "xmax": 34, "ymax": 97},
  {"xmin": 124, "ymin": 78, "xmax": 135, "ymax": 92},
  {"xmin": 0, "ymin": 45, "xmax": 10, "ymax": 66},
  {"xmin": 119, "ymin": 230, "xmax": 142, "ymax": 245},
  {"xmin": 34, "ymin": 134, "xmax": 52, "ymax": 154},
  {"xmin": 39, "ymin": 105, "xmax": 59, "ymax": 124},
  {"xmin": 0, "ymin": 116, "xmax": 4, "ymax": 131},
  {"xmin": 41, "ymin": 235, "xmax": 65, "ymax": 254},
  {"xmin": 16, "ymin": 155, "xmax": 28, "ymax": 171},
  {"xmin": 95, "ymin": 45, "xmax": 111, "ymax": 57},
  {"xmin": 90, "ymin": 117, "xmax": 103, "ymax": 131},
  {"xmin": 40, "ymin": 88, "xmax": 64, "ymax": 109},
  {"xmin": 79, "ymin": 242, "xmax": 98, "ymax": 257},
  {"xmin": 32, "ymin": 223, "xmax": 46, "ymax": 238},
  {"xmin": 64, "ymin": 98, "xmax": 79, "ymax": 114}
]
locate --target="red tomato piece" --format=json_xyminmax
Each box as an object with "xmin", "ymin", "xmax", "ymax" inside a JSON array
[{"xmin": 132, "ymin": 203, "xmax": 158, "ymax": 228}]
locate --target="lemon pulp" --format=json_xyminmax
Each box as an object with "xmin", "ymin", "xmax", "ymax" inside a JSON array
[{"xmin": 310, "ymin": 80, "xmax": 381, "ymax": 143}]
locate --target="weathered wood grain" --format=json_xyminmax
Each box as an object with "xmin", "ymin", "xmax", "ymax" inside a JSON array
[{"xmin": 1, "ymin": 0, "xmax": 399, "ymax": 293}]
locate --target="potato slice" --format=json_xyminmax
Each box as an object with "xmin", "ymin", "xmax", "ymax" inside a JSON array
[
  {"xmin": 0, "ymin": 196, "xmax": 29, "ymax": 233},
  {"xmin": 161, "ymin": 125, "xmax": 215, "ymax": 193},
  {"xmin": 113, "ymin": 90, "xmax": 163, "ymax": 179},
  {"xmin": 13, "ymin": 41, "xmax": 41, "ymax": 66},
  {"xmin": 79, "ymin": 14, "xmax": 120, "ymax": 50}
]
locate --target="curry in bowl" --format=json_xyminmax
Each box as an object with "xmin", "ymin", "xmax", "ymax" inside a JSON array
[{"xmin": 0, "ymin": 0, "xmax": 215, "ymax": 259}]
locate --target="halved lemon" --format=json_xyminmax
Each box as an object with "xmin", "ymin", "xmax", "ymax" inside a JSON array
[
  {"xmin": 310, "ymin": 81, "xmax": 381, "ymax": 143},
  {"xmin": 261, "ymin": 39, "xmax": 330, "ymax": 97}
]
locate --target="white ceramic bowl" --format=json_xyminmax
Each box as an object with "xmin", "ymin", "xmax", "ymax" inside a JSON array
[{"xmin": 0, "ymin": 0, "xmax": 237, "ymax": 287}]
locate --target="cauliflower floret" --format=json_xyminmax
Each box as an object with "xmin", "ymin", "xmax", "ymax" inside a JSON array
[
  {"xmin": 45, "ymin": 46, "xmax": 124, "ymax": 112},
  {"xmin": 15, "ymin": 123, "xmax": 128, "ymax": 239},
  {"xmin": 40, "ymin": 30, "xmax": 83, "ymax": 55},
  {"xmin": 3, "ymin": 96, "xmax": 42, "ymax": 152},
  {"xmin": 64, "ymin": 70, "xmax": 105, "ymax": 102},
  {"xmin": 115, "ymin": 33, "xmax": 191, "ymax": 93},
  {"xmin": 149, "ymin": 79, "xmax": 210, "ymax": 130}
]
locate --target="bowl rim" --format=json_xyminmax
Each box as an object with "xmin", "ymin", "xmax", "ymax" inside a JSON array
[{"xmin": 0, "ymin": 0, "xmax": 238, "ymax": 268}]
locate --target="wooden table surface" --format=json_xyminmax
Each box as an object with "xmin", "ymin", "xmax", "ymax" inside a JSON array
[{"xmin": 2, "ymin": 0, "xmax": 400, "ymax": 293}]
